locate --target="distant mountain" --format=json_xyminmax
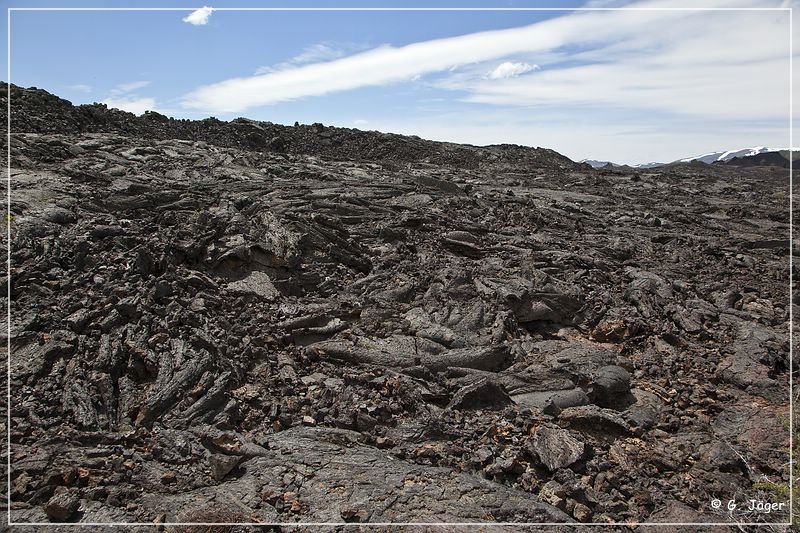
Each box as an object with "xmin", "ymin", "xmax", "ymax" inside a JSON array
[
  {"xmin": 579, "ymin": 159, "xmax": 620, "ymax": 168},
  {"xmin": 675, "ymin": 146, "xmax": 770, "ymax": 164},
  {"xmin": 724, "ymin": 149, "xmax": 798, "ymax": 169},
  {"xmin": 578, "ymin": 146, "xmax": 798, "ymax": 169},
  {"xmin": 579, "ymin": 159, "xmax": 663, "ymax": 169}
]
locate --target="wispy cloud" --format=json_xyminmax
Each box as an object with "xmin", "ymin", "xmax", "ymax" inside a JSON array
[
  {"xmin": 181, "ymin": 7, "xmax": 644, "ymax": 114},
  {"xmin": 486, "ymin": 62, "xmax": 539, "ymax": 80},
  {"xmin": 180, "ymin": 14, "xmax": 593, "ymax": 112},
  {"xmin": 254, "ymin": 42, "xmax": 362, "ymax": 75},
  {"xmin": 180, "ymin": 0, "xmax": 789, "ymax": 119},
  {"xmin": 447, "ymin": 6, "xmax": 790, "ymax": 120},
  {"xmin": 183, "ymin": 6, "xmax": 213, "ymax": 26},
  {"xmin": 291, "ymin": 43, "xmax": 345, "ymax": 65},
  {"xmin": 65, "ymin": 84, "xmax": 92, "ymax": 93},
  {"xmin": 111, "ymin": 80, "xmax": 150, "ymax": 95},
  {"xmin": 103, "ymin": 80, "xmax": 155, "ymax": 114},
  {"xmin": 102, "ymin": 96, "xmax": 156, "ymax": 115}
]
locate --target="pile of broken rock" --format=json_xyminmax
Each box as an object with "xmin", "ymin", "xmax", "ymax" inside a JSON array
[{"xmin": 3, "ymin": 85, "xmax": 792, "ymax": 528}]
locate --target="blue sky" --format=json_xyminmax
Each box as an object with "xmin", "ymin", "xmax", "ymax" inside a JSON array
[{"xmin": 4, "ymin": 0, "xmax": 797, "ymax": 164}]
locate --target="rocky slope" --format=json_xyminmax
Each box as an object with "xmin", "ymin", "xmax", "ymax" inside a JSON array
[
  {"xmin": 2, "ymin": 85, "xmax": 793, "ymax": 529},
  {"xmin": 724, "ymin": 150, "xmax": 794, "ymax": 169}
]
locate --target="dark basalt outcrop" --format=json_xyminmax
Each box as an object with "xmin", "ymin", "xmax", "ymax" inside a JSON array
[
  {"xmin": 723, "ymin": 151, "xmax": 792, "ymax": 169},
  {"xmin": 1, "ymin": 85, "xmax": 792, "ymax": 528}
]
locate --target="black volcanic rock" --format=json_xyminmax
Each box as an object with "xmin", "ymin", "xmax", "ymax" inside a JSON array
[
  {"xmin": 723, "ymin": 151, "xmax": 791, "ymax": 168},
  {"xmin": 6, "ymin": 83, "xmax": 579, "ymax": 171},
  {"xmin": 1, "ymin": 84, "xmax": 791, "ymax": 526}
]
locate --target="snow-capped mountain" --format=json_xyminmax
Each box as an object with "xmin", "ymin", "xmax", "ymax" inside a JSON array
[
  {"xmin": 724, "ymin": 148, "xmax": 799, "ymax": 168},
  {"xmin": 579, "ymin": 159, "xmax": 619, "ymax": 168},
  {"xmin": 579, "ymin": 159, "xmax": 663, "ymax": 169},
  {"xmin": 579, "ymin": 147, "xmax": 778, "ymax": 169},
  {"xmin": 675, "ymin": 146, "xmax": 770, "ymax": 164}
]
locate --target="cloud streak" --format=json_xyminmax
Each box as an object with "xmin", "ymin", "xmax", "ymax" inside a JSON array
[
  {"xmin": 180, "ymin": 0, "xmax": 790, "ymax": 124},
  {"xmin": 181, "ymin": 8, "xmax": 636, "ymax": 112},
  {"xmin": 66, "ymin": 84, "xmax": 92, "ymax": 93},
  {"xmin": 254, "ymin": 42, "xmax": 348, "ymax": 75},
  {"xmin": 111, "ymin": 80, "xmax": 151, "ymax": 95}
]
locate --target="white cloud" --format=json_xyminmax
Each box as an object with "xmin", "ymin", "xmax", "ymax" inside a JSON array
[
  {"xmin": 179, "ymin": 0, "xmax": 791, "ymax": 133},
  {"xmin": 449, "ymin": 6, "xmax": 790, "ymax": 120},
  {"xmin": 102, "ymin": 96, "xmax": 156, "ymax": 115},
  {"xmin": 111, "ymin": 80, "xmax": 150, "ymax": 95},
  {"xmin": 180, "ymin": 12, "xmax": 622, "ymax": 112},
  {"xmin": 183, "ymin": 6, "xmax": 213, "ymax": 26},
  {"xmin": 464, "ymin": 60, "xmax": 789, "ymax": 120},
  {"xmin": 66, "ymin": 84, "xmax": 92, "ymax": 93},
  {"xmin": 353, "ymin": 119, "xmax": 369, "ymax": 126},
  {"xmin": 486, "ymin": 62, "xmax": 538, "ymax": 80}
]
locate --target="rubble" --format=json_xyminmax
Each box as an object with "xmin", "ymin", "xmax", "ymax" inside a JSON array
[{"xmin": 2, "ymin": 84, "xmax": 792, "ymax": 526}]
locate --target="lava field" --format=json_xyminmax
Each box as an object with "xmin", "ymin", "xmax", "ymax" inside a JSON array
[{"xmin": 1, "ymin": 85, "xmax": 794, "ymax": 530}]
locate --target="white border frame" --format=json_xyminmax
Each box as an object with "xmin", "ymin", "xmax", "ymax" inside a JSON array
[{"xmin": 5, "ymin": 5, "xmax": 794, "ymax": 528}]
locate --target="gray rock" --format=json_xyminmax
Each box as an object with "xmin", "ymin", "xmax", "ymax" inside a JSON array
[
  {"xmin": 641, "ymin": 500, "xmax": 732, "ymax": 532},
  {"xmin": 44, "ymin": 490, "xmax": 81, "ymax": 521},
  {"xmin": 64, "ymin": 308, "xmax": 91, "ymax": 332},
  {"xmin": 226, "ymin": 270, "xmax": 280, "ymax": 300},
  {"xmin": 543, "ymin": 388, "xmax": 591, "ymax": 415},
  {"xmin": 142, "ymin": 426, "xmax": 573, "ymax": 523},
  {"xmin": 531, "ymin": 425, "xmax": 585, "ymax": 472},
  {"xmin": 209, "ymin": 453, "xmax": 242, "ymax": 481},
  {"xmin": 558, "ymin": 405, "xmax": 631, "ymax": 438},
  {"xmin": 447, "ymin": 378, "xmax": 513, "ymax": 410},
  {"xmin": 573, "ymin": 502, "xmax": 592, "ymax": 522},
  {"xmin": 591, "ymin": 365, "xmax": 634, "ymax": 409},
  {"xmin": 89, "ymin": 225, "xmax": 124, "ymax": 239},
  {"xmin": 42, "ymin": 207, "xmax": 77, "ymax": 224},
  {"xmin": 539, "ymin": 480, "xmax": 567, "ymax": 510}
]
